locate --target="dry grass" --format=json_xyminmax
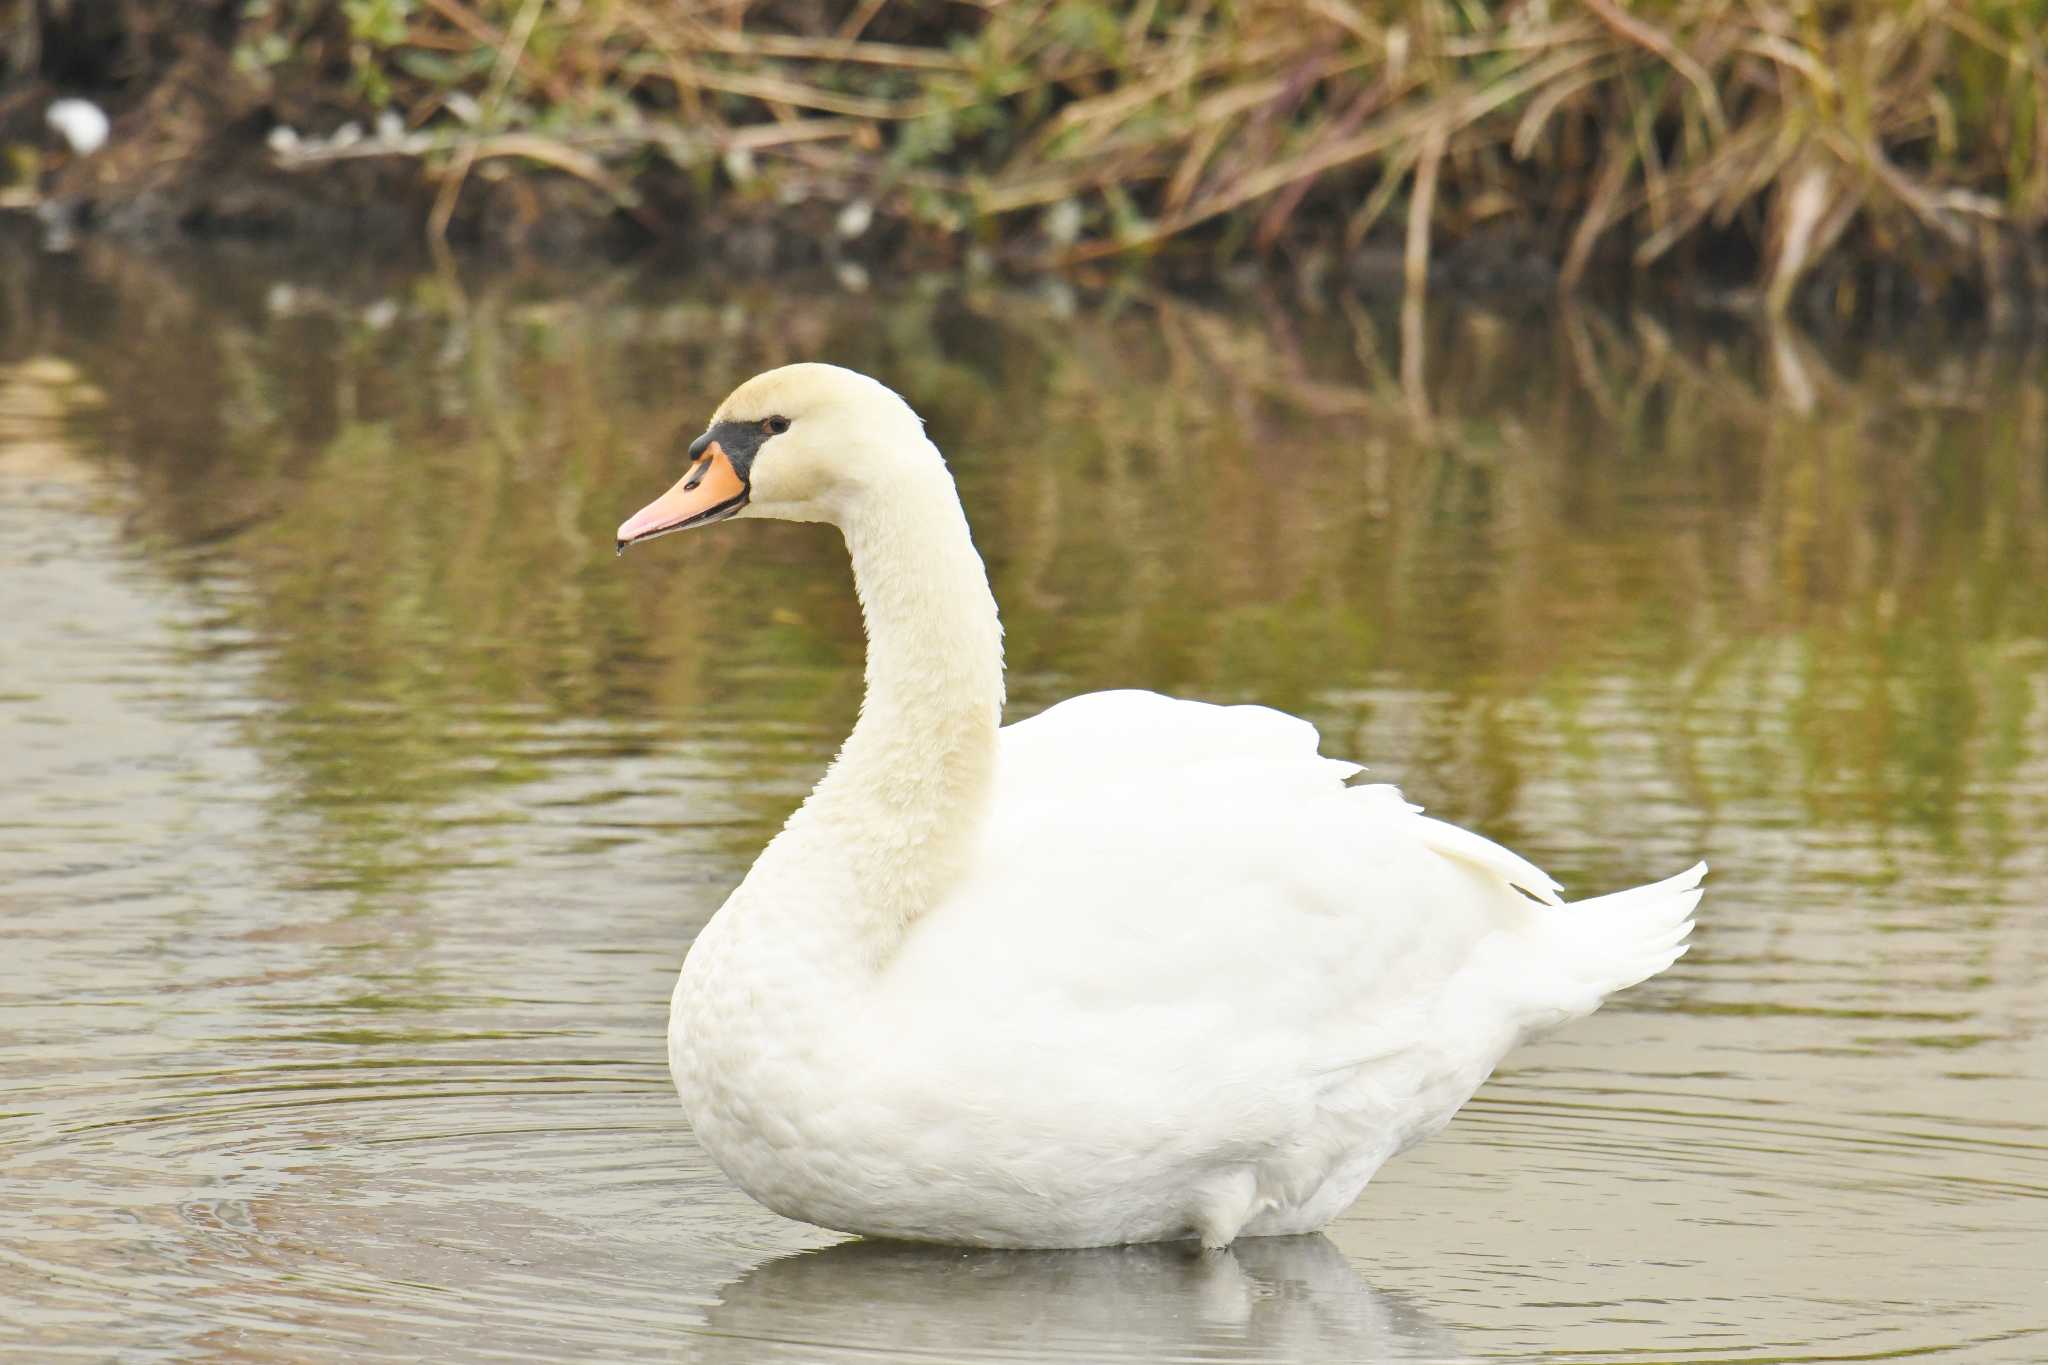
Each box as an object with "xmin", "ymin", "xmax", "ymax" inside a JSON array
[{"xmin": 241, "ymin": 1, "xmax": 2048, "ymax": 307}]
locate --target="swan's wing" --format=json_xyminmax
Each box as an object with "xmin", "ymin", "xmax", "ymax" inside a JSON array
[
  {"xmin": 880, "ymin": 691, "xmax": 1563, "ymax": 1122},
  {"xmin": 998, "ymin": 690, "xmax": 1563, "ymax": 904}
]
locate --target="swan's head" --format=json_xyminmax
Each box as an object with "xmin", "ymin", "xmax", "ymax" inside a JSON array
[{"xmin": 616, "ymin": 363, "xmax": 927, "ymax": 551}]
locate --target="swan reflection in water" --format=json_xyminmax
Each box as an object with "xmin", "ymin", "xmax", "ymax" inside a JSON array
[{"xmin": 687, "ymin": 1233, "xmax": 1468, "ymax": 1363}]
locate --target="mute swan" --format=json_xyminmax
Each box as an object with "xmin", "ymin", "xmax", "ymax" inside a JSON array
[{"xmin": 617, "ymin": 363, "xmax": 1704, "ymax": 1249}]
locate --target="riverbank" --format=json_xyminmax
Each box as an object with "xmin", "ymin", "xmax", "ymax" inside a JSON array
[{"xmin": 4, "ymin": 2, "xmax": 2045, "ymax": 324}]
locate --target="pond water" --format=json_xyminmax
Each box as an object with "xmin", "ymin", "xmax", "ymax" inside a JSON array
[{"xmin": 1, "ymin": 239, "xmax": 2044, "ymax": 1362}]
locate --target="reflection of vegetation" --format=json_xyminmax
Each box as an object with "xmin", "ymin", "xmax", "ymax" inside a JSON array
[{"xmin": 35, "ymin": 244, "xmax": 2048, "ymax": 898}]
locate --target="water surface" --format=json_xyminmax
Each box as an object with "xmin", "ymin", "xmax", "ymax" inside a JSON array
[{"xmin": 2, "ymin": 243, "xmax": 2044, "ymax": 1362}]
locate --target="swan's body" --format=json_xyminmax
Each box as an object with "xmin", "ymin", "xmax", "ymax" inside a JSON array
[{"xmin": 620, "ymin": 364, "xmax": 1704, "ymax": 1249}]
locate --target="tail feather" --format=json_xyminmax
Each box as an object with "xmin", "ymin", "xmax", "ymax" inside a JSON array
[{"xmin": 1543, "ymin": 860, "xmax": 1706, "ymax": 1011}]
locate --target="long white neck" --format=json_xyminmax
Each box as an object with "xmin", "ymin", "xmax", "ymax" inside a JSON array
[{"xmin": 790, "ymin": 458, "xmax": 1004, "ymax": 951}]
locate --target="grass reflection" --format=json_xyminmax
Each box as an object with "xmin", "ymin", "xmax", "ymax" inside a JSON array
[{"xmin": 23, "ymin": 244, "xmax": 2047, "ymax": 896}]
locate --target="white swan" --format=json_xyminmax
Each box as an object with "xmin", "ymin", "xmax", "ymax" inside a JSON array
[{"xmin": 617, "ymin": 363, "xmax": 1704, "ymax": 1249}]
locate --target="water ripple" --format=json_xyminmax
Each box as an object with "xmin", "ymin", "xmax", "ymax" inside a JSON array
[{"xmin": 4, "ymin": 279, "xmax": 2046, "ymax": 1362}]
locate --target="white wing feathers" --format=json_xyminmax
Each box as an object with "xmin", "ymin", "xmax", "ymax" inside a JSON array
[
  {"xmin": 1403, "ymin": 811, "xmax": 1565, "ymax": 906},
  {"xmin": 983, "ymin": 689, "xmax": 1697, "ymax": 1026},
  {"xmin": 1010, "ymin": 691, "xmax": 1567, "ymax": 905}
]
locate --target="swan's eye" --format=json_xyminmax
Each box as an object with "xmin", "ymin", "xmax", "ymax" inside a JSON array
[{"xmin": 762, "ymin": 416, "xmax": 790, "ymax": 436}]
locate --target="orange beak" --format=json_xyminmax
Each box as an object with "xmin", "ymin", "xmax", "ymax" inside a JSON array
[{"xmin": 615, "ymin": 442, "xmax": 748, "ymax": 553}]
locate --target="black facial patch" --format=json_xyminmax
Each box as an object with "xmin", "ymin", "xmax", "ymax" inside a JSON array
[{"xmin": 692, "ymin": 418, "xmax": 779, "ymax": 484}]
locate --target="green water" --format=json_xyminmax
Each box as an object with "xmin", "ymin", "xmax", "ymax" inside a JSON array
[{"xmin": 1, "ymin": 241, "xmax": 2044, "ymax": 1362}]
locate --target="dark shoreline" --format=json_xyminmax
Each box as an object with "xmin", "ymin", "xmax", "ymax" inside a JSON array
[
  {"xmin": 14, "ymin": 169, "xmax": 2045, "ymax": 338},
  {"xmin": 5, "ymin": 6, "xmax": 2045, "ymax": 335}
]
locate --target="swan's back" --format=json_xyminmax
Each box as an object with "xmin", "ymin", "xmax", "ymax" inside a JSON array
[{"xmin": 896, "ymin": 688, "xmax": 1666, "ymax": 1026}]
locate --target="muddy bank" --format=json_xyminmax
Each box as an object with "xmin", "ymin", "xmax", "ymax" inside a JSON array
[{"xmin": 4, "ymin": 3, "xmax": 2046, "ymax": 327}]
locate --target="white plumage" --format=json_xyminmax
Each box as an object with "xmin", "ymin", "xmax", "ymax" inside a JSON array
[{"xmin": 620, "ymin": 363, "xmax": 1705, "ymax": 1248}]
